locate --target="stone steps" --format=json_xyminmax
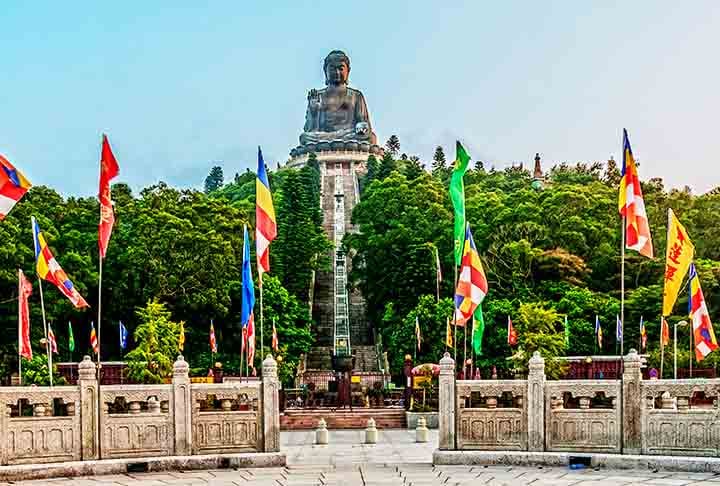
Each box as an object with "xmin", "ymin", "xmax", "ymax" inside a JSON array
[{"xmin": 281, "ymin": 408, "xmax": 406, "ymax": 430}]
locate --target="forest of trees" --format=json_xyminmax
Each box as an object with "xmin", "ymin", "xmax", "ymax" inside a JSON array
[{"xmin": 2, "ymin": 139, "xmax": 719, "ymax": 385}]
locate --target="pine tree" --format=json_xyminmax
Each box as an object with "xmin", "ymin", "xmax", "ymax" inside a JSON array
[
  {"xmin": 385, "ymin": 135, "xmax": 400, "ymax": 156},
  {"xmin": 378, "ymin": 151, "xmax": 397, "ymax": 180},
  {"xmin": 432, "ymin": 146, "xmax": 447, "ymax": 177},
  {"xmin": 404, "ymin": 157, "xmax": 425, "ymax": 180},
  {"xmin": 474, "ymin": 160, "xmax": 485, "ymax": 172},
  {"xmin": 204, "ymin": 166, "xmax": 224, "ymax": 194},
  {"xmin": 362, "ymin": 155, "xmax": 380, "ymax": 190}
]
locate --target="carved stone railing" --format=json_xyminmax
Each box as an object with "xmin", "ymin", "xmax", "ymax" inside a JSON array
[
  {"xmin": 191, "ymin": 382, "xmax": 261, "ymax": 454},
  {"xmin": 0, "ymin": 354, "xmax": 281, "ymax": 465},
  {"xmin": 641, "ymin": 379, "xmax": 720, "ymax": 457},
  {"xmin": 0, "ymin": 386, "xmax": 81, "ymax": 465},
  {"xmin": 456, "ymin": 380, "xmax": 527, "ymax": 450},
  {"xmin": 437, "ymin": 348, "xmax": 720, "ymax": 458},
  {"xmin": 545, "ymin": 380, "xmax": 621, "ymax": 453},
  {"xmin": 100, "ymin": 384, "xmax": 174, "ymax": 459}
]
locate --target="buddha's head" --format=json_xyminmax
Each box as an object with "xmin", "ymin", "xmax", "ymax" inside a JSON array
[{"xmin": 324, "ymin": 50, "xmax": 350, "ymax": 87}]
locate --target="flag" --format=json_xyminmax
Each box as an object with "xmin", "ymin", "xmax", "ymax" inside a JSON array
[
  {"xmin": 415, "ymin": 316, "xmax": 422, "ymax": 351},
  {"xmin": 271, "ymin": 319, "xmax": 279, "ymax": 352},
  {"xmin": 435, "ymin": 246, "xmax": 442, "ymax": 283},
  {"xmin": 0, "ymin": 155, "xmax": 31, "ymax": 220},
  {"xmin": 564, "ymin": 315, "xmax": 570, "ymax": 347},
  {"xmin": 595, "ymin": 315, "xmax": 603, "ymax": 349},
  {"xmin": 446, "ymin": 317, "xmax": 453, "ymax": 348},
  {"xmin": 640, "ymin": 316, "xmax": 647, "ymax": 351},
  {"xmin": 209, "ymin": 320, "xmax": 217, "ymax": 354},
  {"xmin": 68, "ymin": 321, "xmax": 75, "ymax": 353},
  {"xmin": 256, "ymin": 147, "xmax": 277, "ymax": 277},
  {"xmin": 661, "ymin": 317, "xmax": 670, "ymax": 347},
  {"xmin": 507, "ymin": 316, "xmax": 518, "ymax": 346},
  {"xmin": 616, "ymin": 315, "xmax": 623, "ymax": 344},
  {"xmin": 688, "ymin": 264, "xmax": 718, "ymax": 361},
  {"xmin": 241, "ymin": 225, "xmax": 256, "ymax": 366},
  {"xmin": 98, "ymin": 135, "xmax": 120, "ymax": 258},
  {"xmin": 48, "ymin": 322, "xmax": 58, "ymax": 354},
  {"xmin": 619, "ymin": 129, "xmax": 653, "ymax": 258},
  {"xmin": 449, "ymin": 141, "xmax": 471, "ymax": 265},
  {"xmin": 32, "ymin": 217, "xmax": 89, "ymax": 308},
  {"xmin": 176, "ymin": 320, "xmax": 184, "ymax": 352},
  {"xmin": 18, "ymin": 270, "xmax": 33, "ymax": 360},
  {"xmin": 453, "ymin": 224, "xmax": 488, "ymax": 326},
  {"xmin": 663, "ymin": 209, "xmax": 694, "ymax": 316},
  {"xmin": 90, "ymin": 322, "xmax": 99, "ymax": 354},
  {"xmin": 472, "ymin": 306, "xmax": 485, "ymax": 355},
  {"xmin": 119, "ymin": 321, "xmax": 128, "ymax": 351}
]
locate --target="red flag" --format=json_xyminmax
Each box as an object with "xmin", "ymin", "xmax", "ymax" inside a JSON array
[
  {"xmin": 18, "ymin": 270, "xmax": 32, "ymax": 360},
  {"xmin": 271, "ymin": 320, "xmax": 279, "ymax": 352},
  {"xmin": 98, "ymin": 135, "xmax": 120, "ymax": 258},
  {"xmin": 507, "ymin": 317, "xmax": 518, "ymax": 346}
]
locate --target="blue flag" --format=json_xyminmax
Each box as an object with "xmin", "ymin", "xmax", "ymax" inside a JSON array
[
  {"xmin": 119, "ymin": 321, "xmax": 128, "ymax": 350},
  {"xmin": 616, "ymin": 314, "xmax": 623, "ymax": 343},
  {"xmin": 241, "ymin": 225, "xmax": 255, "ymax": 330}
]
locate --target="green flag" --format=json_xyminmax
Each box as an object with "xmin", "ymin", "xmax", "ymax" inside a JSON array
[
  {"xmin": 449, "ymin": 141, "xmax": 471, "ymax": 265},
  {"xmin": 68, "ymin": 321, "xmax": 75, "ymax": 352},
  {"xmin": 564, "ymin": 315, "xmax": 570, "ymax": 347},
  {"xmin": 472, "ymin": 304, "xmax": 485, "ymax": 355}
]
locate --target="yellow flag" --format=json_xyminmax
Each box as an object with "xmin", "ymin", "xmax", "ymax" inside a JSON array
[
  {"xmin": 446, "ymin": 317, "xmax": 453, "ymax": 348},
  {"xmin": 663, "ymin": 209, "xmax": 694, "ymax": 316},
  {"xmin": 179, "ymin": 321, "xmax": 186, "ymax": 352}
]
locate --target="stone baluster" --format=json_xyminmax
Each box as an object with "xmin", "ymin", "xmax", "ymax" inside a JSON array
[
  {"xmin": 486, "ymin": 397, "xmax": 498, "ymax": 409},
  {"xmin": 676, "ymin": 396, "xmax": 690, "ymax": 411},
  {"xmin": 527, "ymin": 351, "xmax": 545, "ymax": 452},
  {"xmin": 78, "ymin": 356, "xmax": 99, "ymax": 460},
  {"xmin": 438, "ymin": 352, "xmax": 456, "ymax": 450},
  {"xmin": 262, "ymin": 355, "xmax": 281, "ymax": 452},
  {"xmin": 578, "ymin": 397, "xmax": 591, "ymax": 409},
  {"xmin": 172, "ymin": 355, "xmax": 192, "ymax": 455},
  {"xmin": 661, "ymin": 391, "xmax": 675, "ymax": 409},
  {"xmin": 622, "ymin": 349, "xmax": 643, "ymax": 454}
]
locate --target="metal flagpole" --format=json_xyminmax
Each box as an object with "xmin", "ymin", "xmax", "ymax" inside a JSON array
[
  {"xmin": 660, "ymin": 316, "xmax": 665, "ymax": 378},
  {"xmin": 260, "ymin": 273, "xmax": 264, "ymax": 364},
  {"xmin": 674, "ymin": 321, "xmax": 678, "ymax": 379},
  {"xmin": 17, "ymin": 269, "xmax": 22, "ymax": 386},
  {"xmin": 620, "ymin": 214, "xmax": 625, "ymax": 361},
  {"xmin": 470, "ymin": 315, "xmax": 474, "ymax": 379},
  {"xmin": 463, "ymin": 321, "xmax": 467, "ymax": 380},
  {"xmin": 689, "ymin": 324, "xmax": 693, "ymax": 378},
  {"xmin": 97, "ymin": 256, "xmax": 103, "ymax": 370},
  {"xmin": 453, "ymin": 265, "xmax": 458, "ymax": 371},
  {"xmin": 39, "ymin": 283, "xmax": 51, "ymax": 387}
]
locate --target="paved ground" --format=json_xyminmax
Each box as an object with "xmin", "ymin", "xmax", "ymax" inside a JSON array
[{"xmin": 8, "ymin": 430, "xmax": 720, "ymax": 485}]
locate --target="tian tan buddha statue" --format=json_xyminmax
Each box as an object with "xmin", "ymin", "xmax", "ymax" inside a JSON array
[{"xmin": 298, "ymin": 50, "xmax": 378, "ymax": 149}]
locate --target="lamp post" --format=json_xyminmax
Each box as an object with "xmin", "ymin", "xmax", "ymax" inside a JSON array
[{"xmin": 674, "ymin": 320, "xmax": 689, "ymax": 379}]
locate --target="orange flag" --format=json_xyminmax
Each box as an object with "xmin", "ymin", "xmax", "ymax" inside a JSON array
[
  {"xmin": 18, "ymin": 270, "xmax": 32, "ymax": 360},
  {"xmin": 98, "ymin": 135, "xmax": 120, "ymax": 258}
]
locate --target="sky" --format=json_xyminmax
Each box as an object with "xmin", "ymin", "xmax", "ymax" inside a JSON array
[{"xmin": 2, "ymin": 1, "xmax": 719, "ymax": 196}]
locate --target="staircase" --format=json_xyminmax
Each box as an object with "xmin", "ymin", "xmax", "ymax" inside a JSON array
[{"xmin": 281, "ymin": 408, "xmax": 406, "ymax": 430}]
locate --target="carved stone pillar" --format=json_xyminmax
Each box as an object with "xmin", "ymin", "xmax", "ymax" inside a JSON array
[
  {"xmin": 262, "ymin": 355, "xmax": 281, "ymax": 452},
  {"xmin": 438, "ymin": 352, "xmax": 456, "ymax": 450},
  {"xmin": 172, "ymin": 355, "xmax": 192, "ymax": 455},
  {"xmin": 527, "ymin": 351, "xmax": 545, "ymax": 452},
  {"xmin": 622, "ymin": 348, "xmax": 642, "ymax": 454},
  {"xmin": 78, "ymin": 356, "xmax": 99, "ymax": 460}
]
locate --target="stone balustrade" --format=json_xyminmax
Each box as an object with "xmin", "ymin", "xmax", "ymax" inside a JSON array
[
  {"xmin": 0, "ymin": 354, "xmax": 281, "ymax": 465},
  {"xmin": 438, "ymin": 350, "xmax": 720, "ymax": 457}
]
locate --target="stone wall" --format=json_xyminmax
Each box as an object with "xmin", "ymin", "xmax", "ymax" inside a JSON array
[
  {"xmin": 0, "ymin": 355, "xmax": 280, "ymax": 465},
  {"xmin": 438, "ymin": 350, "xmax": 720, "ymax": 458}
]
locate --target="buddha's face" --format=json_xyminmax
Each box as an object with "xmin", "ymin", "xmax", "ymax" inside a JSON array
[{"xmin": 325, "ymin": 58, "xmax": 349, "ymax": 86}]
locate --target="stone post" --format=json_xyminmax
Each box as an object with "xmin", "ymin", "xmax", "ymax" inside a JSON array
[
  {"xmin": 438, "ymin": 352, "xmax": 456, "ymax": 450},
  {"xmin": 262, "ymin": 354, "xmax": 281, "ymax": 452},
  {"xmin": 78, "ymin": 356, "xmax": 99, "ymax": 460},
  {"xmin": 622, "ymin": 349, "xmax": 643, "ymax": 454},
  {"xmin": 527, "ymin": 351, "xmax": 545, "ymax": 452},
  {"xmin": 172, "ymin": 355, "xmax": 192, "ymax": 455}
]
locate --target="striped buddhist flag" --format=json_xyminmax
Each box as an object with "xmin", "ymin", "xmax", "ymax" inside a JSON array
[
  {"xmin": 271, "ymin": 319, "xmax": 279, "ymax": 352},
  {"xmin": 256, "ymin": 147, "xmax": 277, "ymax": 277},
  {"xmin": 241, "ymin": 225, "xmax": 256, "ymax": 368},
  {"xmin": 415, "ymin": 316, "xmax": 422, "ymax": 351},
  {"xmin": 32, "ymin": 217, "xmax": 89, "ymax": 308},
  {"xmin": 48, "ymin": 322, "xmax": 58, "ymax": 354},
  {"xmin": 619, "ymin": 129, "xmax": 653, "ymax": 258},
  {"xmin": 0, "ymin": 155, "xmax": 31, "ymax": 220},
  {"xmin": 453, "ymin": 224, "xmax": 488, "ymax": 326},
  {"xmin": 507, "ymin": 316, "xmax": 518, "ymax": 346},
  {"xmin": 689, "ymin": 264, "xmax": 718, "ymax": 361},
  {"xmin": 209, "ymin": 320, "xmax": 217, "ymax": 354},
  {"xmin": 640, "ymin": 316, "xmax": 647, "ymax": 351},
  {"xmin": 90, "ymin": 321, "xmax": 99, "ymax": 354},
  {"xmin": 595, "ymin": 315, "xmax": 603, "ymax": 349}
]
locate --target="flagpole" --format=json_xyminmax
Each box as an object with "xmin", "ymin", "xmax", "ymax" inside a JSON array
[
  {"xmin": 463, "ymin": 320, "xmax": 467, "ymax": 380},
  {"xmin": 435, "ymin": 246, "xmax": 440, "ymax": 303},
  {"xmin": 17, "ymin": 269, "xmax": 22, "ymax": 386},
  {"xmin": 689, "ymin": 324, "xmax": 693, "ymax": 378},
  {"xmin": 38, "ymin": 281, "xmax": 52, "ymax": 387},
  {"xmin": 260, "ymin": 273, "xmax": 264, "ymax": 366},
  {"xmin": 470, "ymin": 314, "xmax": 475, "ymax": 379},
  {"xmin": 453, "ymin": 265, "xmax": 458, "ymax": 371},
  {"xmin": 47, "ymin": 322, "xmax": 53, "ymax": 388},
  {"xmin": 660, "ymin": 316, "xmax": 665, "ymax": 378},
  {"xmin": 661, "ymin": 208, "xmax": 671, "ymax": 379},
  {"xmin": 620, "ymin": 214, "xmax": 626, "ymax": 360}
]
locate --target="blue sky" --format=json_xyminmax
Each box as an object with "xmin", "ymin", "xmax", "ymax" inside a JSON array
[{"xmin": 2, "ymin": 1, "xmax": 719, "ymax": 195}]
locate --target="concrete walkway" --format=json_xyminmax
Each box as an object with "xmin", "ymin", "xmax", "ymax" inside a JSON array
[{"xmin": 8, "ymin": 430, "xmax": 720, "ymax": 485}]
